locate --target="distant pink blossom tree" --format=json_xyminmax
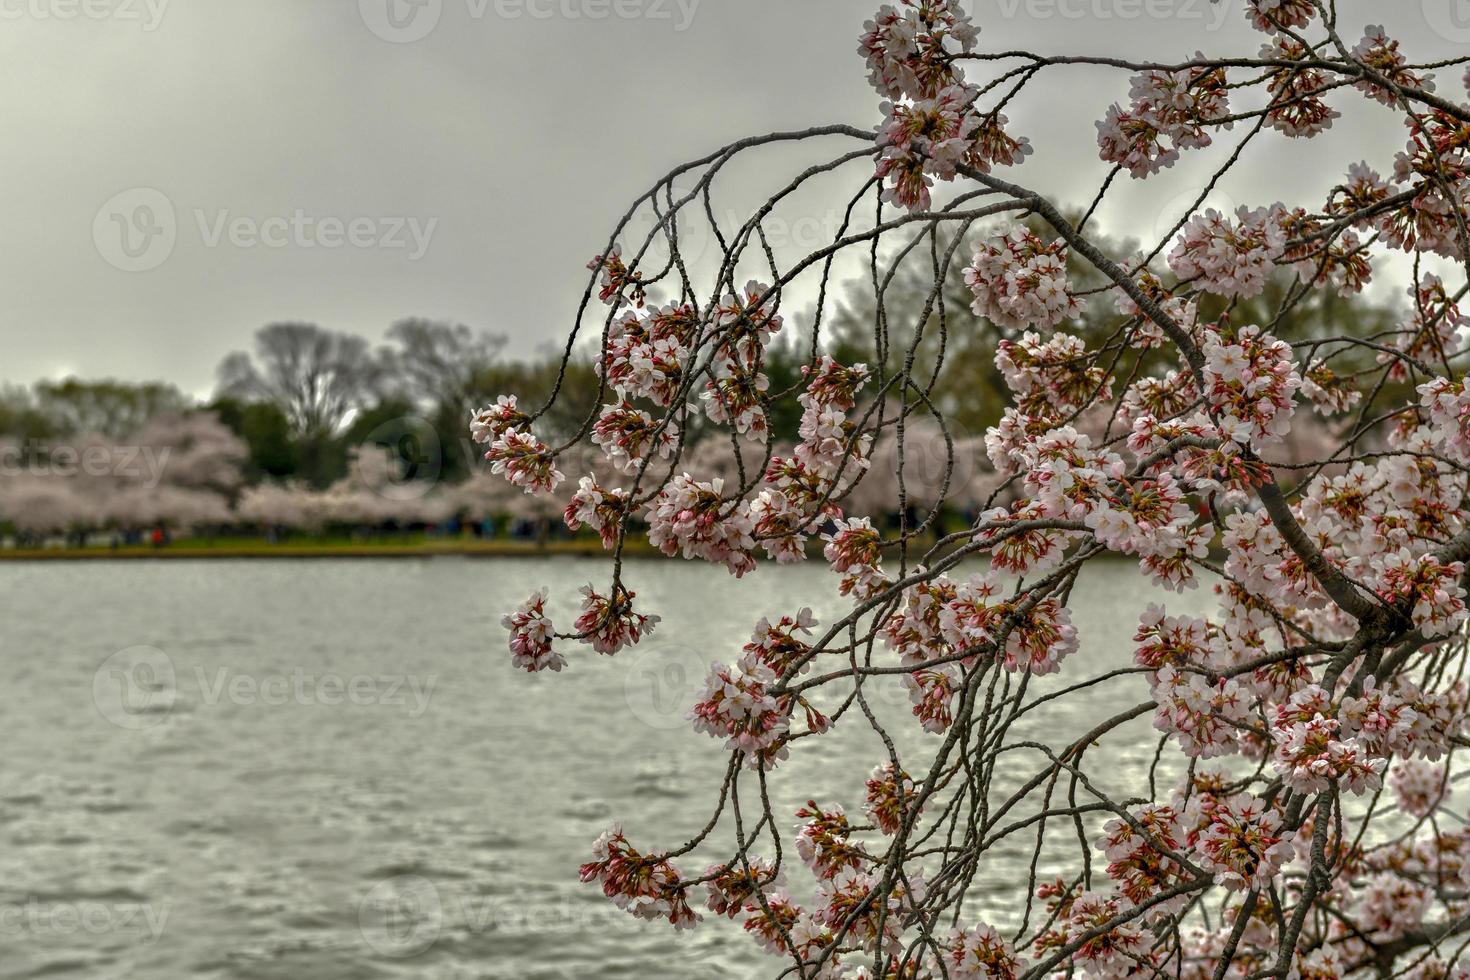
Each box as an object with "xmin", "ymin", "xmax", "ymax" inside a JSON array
[
  {"xmin": 0, "ymin": 412, "xmax": 244, "ymax": 537},
  {"xmin": 475, "ymin": 4, "xmax": 1470, "ymax": 977}
]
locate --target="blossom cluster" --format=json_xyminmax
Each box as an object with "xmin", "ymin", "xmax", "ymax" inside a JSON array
[
  {"xmin": 1261, "ymin": 37, "xmax": 1339, "ymax": 138},
  {"xmin": 573, "ymin": 584, "xmax": 659, "ymax": 655},
  {"xmin": 1246, "ymin": 0, "xmax": 1313, "ymax": 33},
  {"xmin": 689, "ymin": 655, "xmax": 788, "ymax": 763},
  {"xmin": 562, "ymin": 478, "xmax": 627, "ymax": 550},
  {"xmin": 1421, "ymin": 377, "xmax": 1470, "ymax": 465},
  {"xmin": 863, "ymin": 762, "xmax": 921, "ymax": 836},
  {"xmin": 1353, "ymin": 25, "xmax": 1435, "ymax": 107},
  {"xmin": 1384, "ymin": 114, "xmax": 1470, "ymax": 257},
  {"xmin": 861, "ymin": 1, "xmax": 1036, "ymax": 211},
  {"xmin": 579, "ymin": 825, "xmax": 698, "ymax": 929},
  {"xmin": 1194, "ymin": 793, "xmax": 1294, "ymax": 891},
  {"xmin": 470, "ymin": 394, "xmax": 564, "ymax": 495},
  {"xmin": 1098, "ymin": 803, "xmax": 1191, "ymax": 909},
  {"xmin": 1269, "ymin": 686, "xmax": 1386, "ymax": 795},
  {"xmin": 601, "ymin": 303, "xmax": 698, "ymax": 406},
  {"xmin": 1098, "ymin": 59, "xmax": 1229, "ymax": 177},
  {"xmin": 500, "ymin": 588, "xmax": 564, "ymax": 673},
  {"xmin": 994, "ymin": 332, "xmax": 1108, "ymax": 415},
  {"xmin": 1035, "ymin": 888, "xmax": 1156, "ymax": 979},
  {"xmin": 963, "ymin": 230, "xmax": 1080, "ymax": 331},
  {"xmin": 591, "ymin": 401, "xmax": 678, "ymax": 475},
  {"xmin": 1200, "ymin": 323, "xmax": 1301, "ymax": 451},
  {"xmin": 646, "ymin": 474, "xmax": 758, "ymax": 577},
  {"xmin": 1167, "ymin": 207, "xmax": 1286, "ymax": 300}
]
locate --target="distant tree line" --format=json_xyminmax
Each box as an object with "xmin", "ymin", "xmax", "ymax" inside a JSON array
[{"xmin": 0, "ymin": 220, "xmax": 1410, "ymax": 543}]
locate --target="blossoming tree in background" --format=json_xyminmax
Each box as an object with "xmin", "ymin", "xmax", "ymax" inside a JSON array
[{"xmin": 475, "ymin": 3, "xmax": 1470, "ymax": 976}]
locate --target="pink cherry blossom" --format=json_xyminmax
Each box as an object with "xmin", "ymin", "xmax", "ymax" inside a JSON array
[
  {"xmin": 500, "ymin": 588, "xmax": 565, "ymax": 673},
  {"xmin": 1195, "ymin": 794, "xmax": 1294, "ymax": 891},
  {"xmin": 573, "ymin": 584, "xmax": 659, "ymax": 655},
  {"xmin": 1168, "ymin": 206, "xmax": 1286, "ymax": 300},
  {"xmin": 484, "ymin": 428, "xmax": 564, "ymax": 494},
  {"xmin": 964, "ymin": 230, "xmax": 1081, "ymax": 330},
  {"xmin": 579, "ymin": 825, "xmax": 698, "ymax": 928}
]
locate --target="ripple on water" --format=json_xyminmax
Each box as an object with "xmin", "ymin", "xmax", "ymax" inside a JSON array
[
  {"xmin": 627, "ymin": 754, "xmax": 689, "ymax": 800},
  {"xmin": 554, "ymin": 796, "xmax": 609, "ymax": 823},
  {"xmin": 13, "ymin": 954, "xmax": 120, "ymax": 979},
  {"xmin": 4, "ymin": 559, "xmax": 1218, "ymax": 980},
  {"xmin": 464, "ymin": 829, "xmax": 521, "ymax": 851}
]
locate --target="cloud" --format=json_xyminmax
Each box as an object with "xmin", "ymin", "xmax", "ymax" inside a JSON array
[{"xmin": 0, "ymin": 1, "xmax": 1460, "ymax": 390}]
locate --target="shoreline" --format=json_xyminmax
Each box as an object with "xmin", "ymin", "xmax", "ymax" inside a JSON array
[
  {"xmin": 0, "ymin": 539, "xmax": 640, "ymax": 561},
  {"xmin": 0, "ymin": 538, "xmax": 1169, "ymax": 563}
]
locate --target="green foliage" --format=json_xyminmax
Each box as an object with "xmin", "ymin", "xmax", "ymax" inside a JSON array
[
  {"xmin": 30, "ymin": 378, "xmax": 190, "ymax": 440},
  {"xmin": 0, "ymin": 384, "xmax": 60, "ymax": 443},
  {"xmin": 210, "ymin": 398, "xmax": 297, "ymax": 479}
]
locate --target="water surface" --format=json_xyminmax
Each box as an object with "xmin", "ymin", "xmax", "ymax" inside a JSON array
[{"xmin": 1, "ymin": 557, "xmax": 1212, "ymax": 979}]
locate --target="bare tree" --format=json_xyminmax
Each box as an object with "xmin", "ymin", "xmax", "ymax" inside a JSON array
[
  {"xmin": 216, "ymin": 322, "xmax": 380, "ymax": 436},
  {"xmin": 380, "ymin": 318, "xmax": 506, "ymax": 417}
]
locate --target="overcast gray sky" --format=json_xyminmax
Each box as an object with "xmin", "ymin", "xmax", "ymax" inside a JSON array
[{"xmin": 3, "ymin": 0, "xmax": 1466, "ymax": 397}]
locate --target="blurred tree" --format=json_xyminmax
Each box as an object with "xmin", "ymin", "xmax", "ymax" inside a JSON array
[
  {"xmin": 216, "ymin": 323, "xmax": 381, "ymax": 437},
  {"xmin": 209, "ymin": 397, "xmax": 297, "ymax": 479},
  {"xmin": 758, "ymin": 332, "xmax": 809, "ymax": 444},
  {"xmin": 32, "ymin": 378, "xmax": 190, "ymax": 439},
  {"xmin": 377, "ymin": 318, "xmax": 506, "ymax": 484},
  {"xmin": 0, "ymin": 384, "xmax": 60, "ymax": 442},
  {"xmin": 379, "ymin": 318, "xmax": 506, "ymax": 416}
]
